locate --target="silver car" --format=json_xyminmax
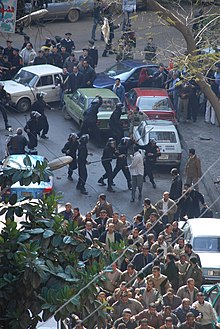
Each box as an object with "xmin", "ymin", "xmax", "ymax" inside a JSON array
[{"xmin": 25, "ymin": 0, "xmax": 94, "ymax": 23}]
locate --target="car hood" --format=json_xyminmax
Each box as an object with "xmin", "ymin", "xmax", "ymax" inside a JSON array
[
  {"xmin": 198, "ymin": 252, "xmax": 220, "ymax": 268},
  {"xmin": 93, "ymin": 73, "xmax": 115, "ymax": 88},
  {"xmin": 3, "ymin": 80, "xmax": 30, "ymax": 94}
]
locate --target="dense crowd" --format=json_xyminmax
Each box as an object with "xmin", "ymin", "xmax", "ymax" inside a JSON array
[{"xmin": 59, "ymin": 195, "xmax": 218, "ymax": 329}]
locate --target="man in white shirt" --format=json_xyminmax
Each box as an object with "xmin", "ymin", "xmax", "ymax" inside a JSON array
[
  {"xmin": 192, "ymin": 292, "xmax": 218, "ymax": 329},
  {"xmin": 128, "ymin": 145, "xmax": 144, "ymax": 202}
]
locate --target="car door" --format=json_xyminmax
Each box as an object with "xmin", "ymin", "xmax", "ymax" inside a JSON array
[
  {"xmin": 124, "ymin": 67, "xmax": 142, "ymax": 91},
  {"xmin": 68, "ymin": 90, "xmax": 81, "ymax": 123},
  {"xmin": 35, "ymin": 74, "xmax": 59, "ymax": 103}
]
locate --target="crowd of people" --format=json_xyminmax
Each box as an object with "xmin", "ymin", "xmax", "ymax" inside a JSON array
[{"xmin": 59, "ymin": 191, "xmax": 217, "ymax": 329}]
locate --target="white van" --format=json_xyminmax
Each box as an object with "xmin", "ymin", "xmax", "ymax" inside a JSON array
[
  {"xmin": 133, "ymin": 120, "xmax": 182, "ymax": 167},
  {"xmin": 182, "ymin": 217, "xmax": 220, "ymax": 283}
]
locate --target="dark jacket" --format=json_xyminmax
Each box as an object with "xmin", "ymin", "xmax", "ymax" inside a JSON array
[
  {"xmin": 79, "ymin": 65, "xmax": 96, "ymax": 88},
  {"xmin": 99, "ymin": 231, "xmax": 123, "ymax": 244},
  {"xmin": 162, "ymin": 294, "xmax": 182, "ymax": 310},
  {"xmin": 174, "ymin": 306, "xmax": 200, "ymax": 324},
  {"xmin": 61, "ymin": 140, "xmax": 79, "ymax": 169},
  {"xmin": 170, "ymin": 174, "xmax": 182, "ymax": 201},
  {"xmin": 178, "ymin": 321, "xmax": 202, "ymax": 329},
  {"xmin": 109, "ymin": 106, "xmax": 123, "ymax": 129},
  {"xmin": 60, "ymin": 38, "xmax": 75, "ymax": 54},
  {"xmin": 88, "ymin": 47, "xmax": 98, "ymax": 68},
  {"xmin": 131, "ymin": 252, "xmax": 154, "ymax": 271},
  {"xmin": 7, "ymin": 134, "xmax": 28, "ymax": 155},
  {"xmin": 68, "ymin": 72, "xmax": 83, "ymax": 92},
  {"xmin": 33, "ymin": 56, "xmax": 47, "ymax": 65},
  {"xmin": 84, "ymin": 96, "xmax": 103, "ymax": 123},
  {"xmin": 164, "ymin": 260, "xmax": 179, "ymax": 291}
]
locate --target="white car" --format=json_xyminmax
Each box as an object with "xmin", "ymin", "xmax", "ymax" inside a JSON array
[
  {"xmin": 133, "ymin": 120, "xmax": 182, "ymax": 167},
  {"xmin": 182, "ymin": 217, "xmax": 220, "ymax": 283},
  {"xmin": 2, "ymin": 64, "xmax": 62, "ymax": 112}
]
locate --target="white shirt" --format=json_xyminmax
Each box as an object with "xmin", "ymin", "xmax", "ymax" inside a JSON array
[
  {"xmin": 162, "ymin": 200, "xmax": 169, "ymax": 215},
  {"xmin": 128, "ymin": 151, "xmax": 144, "ymax": 176},
  {"xmin": 192, "ymin": 300, "xmax": 217, "ymax": 325}
]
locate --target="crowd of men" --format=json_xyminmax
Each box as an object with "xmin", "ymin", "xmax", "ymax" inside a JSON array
[{"xmin": 59, "ymin": 194, "xmax": 217, "ymax": 329}]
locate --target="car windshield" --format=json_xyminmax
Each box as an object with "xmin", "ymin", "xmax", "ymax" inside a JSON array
[
  {"xmin": 193, "ymin": 237, "xmax": 220, "ymax": 252},
  {"xmin": 3, "ymin": 156, "xmax": 44, "ymax": 170},
  {"xmin": 104, "ymin": 62, "xmax": 131, "ymax": 77},
  {"xmin": 138, "ymin": 96, "xmax": 172, "ymax": 111},
  {"xmin": 12, "ymin": 70, "xmax": 38, "ymax": 87},
  {"xmin": 149, "ymin": 131, "xmax": 177, "ymax": 143},
  {"xmin": 88, "ymin": 98, "xmax": 118, "ymax": 111}
]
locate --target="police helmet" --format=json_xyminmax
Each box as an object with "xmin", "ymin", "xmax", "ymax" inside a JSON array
[
  {"xmin": 150, "ymin": 138, "xmax": 156, "ymax": 144},
  {"xmin": 68, "ymin": 133, "xmax": 78, "ymax": 141},
  {"xmin": 116, "ymin": 102, "xmax": 123, "ymax": 110},
  {"xmin": 120, "ymin": 137, "xmax": 132, "ymax": 146},
  {"xmin": 80, "ymin": 134, "xmax": 89, "ymax": 144},
  {"xmin": 30, "ymin": 111, "xmax": 41, "ymax": 119},
  {"xmin": 107, "ymin": 137, "xmax": 115, "ymax": 146}
]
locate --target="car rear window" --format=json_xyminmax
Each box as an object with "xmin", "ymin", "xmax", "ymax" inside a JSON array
[
  {"xmin": 88, "ymin": 98, "xmax": 118, "ymax": 111},
  {"xmin": 193, "ymin": 237, "xmax": 220, "ymax": 252},
  {"xmin": 138, "ymin": 96, "xmax": 172, "ymax": 111},
  {"xmin": 149, "ymin": 131, "xmax": 177, "ymax": 143}
]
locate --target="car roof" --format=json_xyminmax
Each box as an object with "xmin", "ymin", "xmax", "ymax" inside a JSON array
[
  {"xmin": 20, "ymin": 64, "xmax": 62, "ymax": 75},
  {"xmin": 131, "ymin": 88, "xmax": 169, "ymax": 96},
  {"xmin": 77, "ymin": 88, "xmax": 119, "ymax": 98},
  {"xmin": 187, "ymin": 218, "xmax": 220, "ymax": 236},
  {"xmin": 141, "ymin": 120, "xmax": 177, "ymax": 130},
  {"xmin": 121, "ymin": 60, "xmax": 159, "ymax": 69}
]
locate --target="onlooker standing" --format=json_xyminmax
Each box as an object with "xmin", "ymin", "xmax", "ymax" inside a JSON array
[
  {"xmin": 155, "ymin": 192, "xmax": 177, "ymax": 225},
  {"xmin": 33, "ymin": 50, "xmax": 47, "ymax": 65},
  {"xmin": 88, "ymin": 40, "xmax": 98, "ymax": 68},
  {"xmin": 20, "ymin": 43, "xmax": 36, "ymax": 66},
  {"xmin": 79, "ymin": 48, "xmax": 93, "ymax": 67},
  {"xmin": 152, "ymin": 64, "xmax": 168, "ymax": 88},
  {"xmin": 112, "ymin": 78, "xmax": 125, "ymax": 104},
  {"xmin": 55, "ymin": 67, "xmax": 69, "ymax": 109},
  {"xmin": 177, "ymin": 80, "xmax": 191, "ymax": 122},
  {"xmin": 144, "ymin": 37, "xmax": 157, "ymax": 62},
  {"xmin": 185, "ymin": 148, "xmax": 201, "ymax": 191},
  {"xmin": 192, "ymin": 292, "xmax": 218, "ymax": 329},
  {"xmin": 63, "ymin": 52, "xmax": 79, "ymax": 74},
  {"xmin": 68, "ymin": 66, "xmax": 83, "ymax": 93},
  {"xmin": 60, "ymin": 32, "xmax": 75, "ymax": 54},
  {"xmin": 128, "ymin": 145, "xmax": 144, "ymax": 202},
  {"xmin": 79, "ymin": 60, "xmax": 96, "ymax": 88}
]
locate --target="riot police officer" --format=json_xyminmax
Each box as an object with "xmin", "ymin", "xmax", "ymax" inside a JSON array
[
  {"xmin": 32, "ymin": 92, "xmax": 50, "ymax": 139},
  {"xmin": 62, "ymin": 133, "xmax": 79, "ymax": 181},
  {"xmin": 24, "ymin": 111, "xmax": 41, "ymax": 151},
  {"xmin": 128, "ymin": 106, "xmax": 148, "ymax": 137},
  {"xmin": 0, "ymin": 82, "xmax": 11, "ymax": 130},
  {"xmin": 98, "ymin": 137, "xmax": 117, "ymax": 192},
  {"xmin": 76, "ymin": 134, "xmax": 90, "ymax": 195},
  {"xmin": 137, "ymin": 138, "xmax": 161, "ymax": 188},
  {"xmin": 79, "ymin": 95, "xmax": 103, "ymax": 147},
  {"xmin": 109, "ymin": 102, "xmax": 124, "ymax": 145},
  {"xmin": 112, "ymin": 137, "xmax": 132, "ymax": 190}
]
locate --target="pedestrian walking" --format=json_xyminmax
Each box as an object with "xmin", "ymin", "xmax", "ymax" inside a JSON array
[
  {"xmin": 60, "ymin": 33, "xmax": 75, "ymax": 54},
  {"xmin": 98, "ymin": 138, "xmax": 117, "ymax": 192},
  {"xmin": 61, "ymin": 133, "xmax": 79, "ymax": 181},
  {"xmin": 128, "ymin": 144, "xmax": 144, "ymax": 202},
  {"xmin": 185, "ymin": 148, "xmax": 201, "ymax": 191},
  {"xmin": 122, "ymin": 0, "xmax": 136, "ymax": 31},
  {"xmin": 91, "ymin": 0, "xmax": 103, "ymax": 41},
  {"xmin": 76, "ymin": 134, "xmax": 90, "ymax": 195},
  {"xmin": 112, "ymin": 78, "xmax": 125, "ymax": 104},
  {"xmin": 144, "ymin": 37, "xmax": 157, "ymax": 62}
]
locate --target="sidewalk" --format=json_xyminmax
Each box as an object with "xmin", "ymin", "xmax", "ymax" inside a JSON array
[{"xmin": 178, "ymin": 117, "xmax": 220, "ymax": 216}]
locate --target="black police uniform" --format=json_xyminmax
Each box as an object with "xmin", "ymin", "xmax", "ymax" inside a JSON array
[
  {"xmin": 111, "ymin": 138, "xmax": 132, "ymax": 189},
  {"xmin": 7, "ymin": 133, "xmax": 28, "ymax": 155},
  {"xmin": 79, "ymin": 96, "xmax": 102, "ymax": 145},
  {"xmin": 76, "ymin": 135, "xmax": 89, "ymax": 194},
  {"xmin": 138, "ymin": 141, "xmax": 161, "ymax": 188},
  {"xmin": 98, "ymin": 140, "xmax": 117, "ymax": 191},
  {"xmin": 61, "ymin": 134, "xmax": 79, "ymax": 180},
  {"xmin": 109, "ymin": 104, "xmax": 124, "ymax": 145},
  {"xmin": 0, "ymin": 87, "xmax": 11, "ymax": 129},
  {"xmin": 24, "ymin": 113, "xmax": 40, "ymax": 149},
  {"xmin": 31, "ymin": 96, "xmax": 49, "ymax": 138}
]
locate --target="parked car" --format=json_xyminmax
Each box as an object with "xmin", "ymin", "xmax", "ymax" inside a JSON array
[
  {"xmin": 182, "ymin": 218, "xmax": 220, "ymax": 283},
  {"xmin": 1, "ymin": 155, "xmax": 53, "ymax": 200},
  {"xmin": 2, "ymin": 64, "xmax": 62, "ymax": 112},
  {"xmin": 125, "ymin": 88, "xmax": 176, "ymax": 123},
  {"xmin": 63, "ymin": 88, "xmax": 128, "ymax": 131},
  {"xmin": 201, "ymin": 283, "xmax": 220, "ymax": 321},
  {"xmin": 93, "ymin": 60, "xmax": 159, "ymax": 91},
  {"xmin": 133, "ymin": 120, "xmax": 182, "ymax": 167},
  {"xmin": 25, "ymin": 0, "xmax": 93, "ymax": 23}
]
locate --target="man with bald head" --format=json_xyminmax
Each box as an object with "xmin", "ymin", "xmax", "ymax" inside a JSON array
[{"xmin": 155, "ymin": 192, "xmax": 177, "ymax": 225}]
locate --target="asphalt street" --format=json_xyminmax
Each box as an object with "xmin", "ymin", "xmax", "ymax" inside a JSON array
[{"xmin": 0, "ymin": 6, "xmax": 219, "ymax": 220}]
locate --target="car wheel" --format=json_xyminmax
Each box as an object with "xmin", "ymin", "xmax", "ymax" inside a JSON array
[
  {"xmin": 62, "ymin": 105, "xmax": 71, "ymax": 120},
  {"xmin": 17, "ymin": 98, "xmax": 31, "ymax": 112},
  {"xmin": 66, "ymin": 9, "xmax": 80, "ymax": 23}
]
